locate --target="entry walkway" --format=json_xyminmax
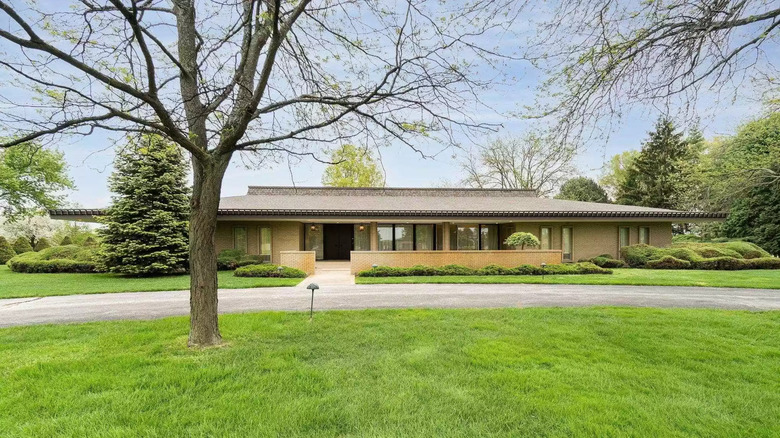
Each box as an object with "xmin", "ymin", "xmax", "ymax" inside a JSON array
[{"xmin": 298, "ymin": 260, "xmax": 355, "ymax": 287}]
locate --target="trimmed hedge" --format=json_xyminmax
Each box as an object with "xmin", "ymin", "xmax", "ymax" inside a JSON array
[
  {"xmin": 357, "ymin": 262, "xmax": 611, "ymax": 277},
  {"xmin": 7, "ymin": 245, "xmax": 99, "ymax": 273},
  {"xmin": 581, "ymin": 256, "xmax": 627, "ymax": 268},
  {"xmin": 646, "ymin": 256, "xmax": 691, "ymax": 270},
  {"xmin": 0, "ymin": 236, "xmax": 16, "ymax": 264},
  {"xmin": 621, "ymin": 242, "xmax": 780, "ymax": 270},
  {"xmin": 217, "ymin": 249, "xmax": 264, "ymax": 270},
  {"xmin": 233, "ymin": 264, "xmax": 307, "ymax": 278},
  {"xmin": 672, "ymin": 241, "xmax": 770, "ymax": 259}
]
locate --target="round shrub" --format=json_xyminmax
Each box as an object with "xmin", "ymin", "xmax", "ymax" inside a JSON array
[
  {"xmin": 12, "ymin": 237, "xmax": 33, "ymax": 254},
  {"xmin": 0, "ymin": 237, "xmax": 16, "ymax": 264},
  {"xmin": 34, "ymin": 237, "xmax": 52, "ymax": 252},
  {"xmin": 646, "ymin": 256, "xmax": 691, "ymax": 269},
  {"xmin": 504, "ymin": 232, "xmax": 541, "ymax": 250},
  {"xmin": 234, "ymin": 264, "xmax": 307, "ymax": 278},
  {"xmin": 721, "ymin": 241, "xmax": 771, "ymax": 259}
]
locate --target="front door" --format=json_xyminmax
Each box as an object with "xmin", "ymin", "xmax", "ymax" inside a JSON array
[{"xmin": 323, "ymin": 224, "xmax": 353, "ymax": 260}]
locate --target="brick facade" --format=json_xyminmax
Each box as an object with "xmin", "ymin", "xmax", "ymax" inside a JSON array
[{"xmin": 279, "ymin": 251, "xmax": 316, "ymax": 275}]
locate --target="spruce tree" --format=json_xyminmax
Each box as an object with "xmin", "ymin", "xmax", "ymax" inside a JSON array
[
  {"xmin": 98, "ymin": 135, "xmax": 190, "ymax": 275},
  {"xmin": 616, "ymin": 117, "xmax": 694, "ymax": 209},
  {"xmin": 0, "ymin": 236, "xmax": 16, "ymax": 263}
]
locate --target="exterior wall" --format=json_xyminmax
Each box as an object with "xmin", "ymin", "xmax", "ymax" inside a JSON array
[
  {"xmin": 351, "ymin": 250, "xmax": 562, "ymax": 274},
  {"xmin": 279, "ymin": 251, "xmax": 316, "ymax": 275},
  {"xmin": 216, "ymin": 221, "xmax": 302, "ymax": 265}
]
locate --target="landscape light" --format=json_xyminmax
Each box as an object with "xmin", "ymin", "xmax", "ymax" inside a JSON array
[{"xmin": 306, "ymin": 283, "xmax": 319, "ymax": 320}]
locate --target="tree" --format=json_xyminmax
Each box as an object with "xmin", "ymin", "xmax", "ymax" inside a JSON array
[
  {"xmin": 722, "ymin": 164, "xmax": 780, "ymax": 255},
  {"xmin": 616, "ymin": 118, "xmax": 694, "ymax": 209},
  {"xmin": 0, "ymin": 214, "xmax": 63, "ymax": 248},
  {"xmin": 0, "ymin": 1, "xmax": 524, "ymax": 346},
  {"xmin": 555, "ymin": 177, "xmax": 609, "ymax": 203},
  {"xmin": 461, "ymin": 134, "xmax": 575, "ymax": 196},
  {"xmin": 33, "ymin": 237, "xmax": 52, "ymax": 251},
  {"xmin": 12, "ymin": 237, "xmax": 32, "ymax": 254},
  {"xmin": 599, "ymin": 150, "xmax": 639, "ymax": 200},
  {"xmin": 98, "ymin": 135, "xmax": 190, "ymax": 276},
  {"xmin": 504, "ymin": 232, "xmax": 540, "ymax": 250},
  {"xmin": 0, "ymin": 142, "xmax": 73, "ymax": 220},
  {"xmin": 528, "ymin": 0, "xmax": 780, "ymax": 140},
  {"xmin": 322, "ymin": 145, "xmax": 385, "ymax": 187},
  {"xmin": 0, "ymin": 236, "xmax": 15, "ymax": 263}
]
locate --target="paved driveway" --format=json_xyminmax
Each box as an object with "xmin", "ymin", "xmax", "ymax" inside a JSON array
[{"xmin": 1, "ymin": 283, "xmax": 779, "ymax": 328}]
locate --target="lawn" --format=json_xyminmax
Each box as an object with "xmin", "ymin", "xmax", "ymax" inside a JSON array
[
  {"xmin": 356, "ymin": 268, "xmax": 780, "ymax": 289},
  {"xmin": 1, "ymin": 308, "xmax": 778, "ymax": 436},
  {"xmin": 0, "ymin": 265, "xmax": 301, "ymax": 299}
]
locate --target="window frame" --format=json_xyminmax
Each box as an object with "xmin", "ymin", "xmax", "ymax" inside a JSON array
[
  {"xmin": 639, "ymin": 226, "xmax": 650, "ymax": 245},
  {"xmin": 540, "ymin": 226, "xmax": 552, "ymax": 250},
  {"xmin": 378, "ymin": 224, "xmax": 439, "ymax": 251},
  {"xmin": 233, "ymin": 226, "xmax": 248, "ymax": 253},
  {"xmin": 258, "ymin": 226, "xmax": 272, "ymax": 262},
  {"xmin": 618, "ymin": 226, "xmax": 630, "ymax": 253},
  {"xmin": 562, "ymin": 227, "xmax": 573, "ymax": 261}
]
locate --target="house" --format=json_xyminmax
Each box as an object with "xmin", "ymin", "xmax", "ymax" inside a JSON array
[{"xmin": 50, "ymin": 186, "xmax": 726, "ymax": 274}]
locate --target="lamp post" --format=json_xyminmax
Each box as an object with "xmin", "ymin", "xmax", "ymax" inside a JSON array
[
  {"xmin": 306, "ymin": 283, "xmax": 319, "ymax": 321},
  {"xmin": 277, "ymin": 266, "xmax": 284, "ymax": 276},
  {"xmin": 541, "ymin": 263, "xmax": 547, "ymax": 280}
]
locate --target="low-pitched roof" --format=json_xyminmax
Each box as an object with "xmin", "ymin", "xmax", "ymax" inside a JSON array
[{"xmin": 49, "ymin": 186, "xmax": 727, "ymax": 220}]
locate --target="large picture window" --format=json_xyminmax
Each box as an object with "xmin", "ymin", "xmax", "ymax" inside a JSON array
[
  {"xmin": 450, "ymin": 224, "xmax": 502, "ymax": 250},
  {"xmin": 258, "ymin": 226, "xmax": 272, "ymax": 263},
  {"xmin": 377, "ymin": 225, "xmax": 394, "ymax": 251},
  {"xmin": 456, "ymin": 224, "xmax": 479, "ymax": 250},
  {"xmin": 378, "ymin": 224, "xmax": 439, "ymax": 251},
  {"xmin": 415, "ymin": 224, "xmax": 435, "ymax": 250},
  {"xmin": 233, "ymin": 227, "xmax": 248, "ymax": 253},
  {"xmin": 394, "ymin": 224, "xmax": 414, "ymax": 250},
  {"xmin": 480, "ymin": 224, "xmax": 499, "ymax": 250}
]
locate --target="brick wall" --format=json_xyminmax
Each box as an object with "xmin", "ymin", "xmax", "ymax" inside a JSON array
[
  {"xmin": 350, "ymin": 250, "xmax": 563, "ymax": 274},
  {"xmin": 279, "ymin": 251, "xmax": 316, "ymax": 275}
]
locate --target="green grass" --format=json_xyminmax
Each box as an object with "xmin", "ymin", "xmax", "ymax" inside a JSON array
[
  {"xmin": 0, "ymin": 265, "xmax": 300, "ymax": 299},
  {"xmin": 1, "ymin": 308, "xmax": 778, "ymax": 436},
  {"xmin": 356, "ymin": 268, "xmax": 780, "ymax": 289}
]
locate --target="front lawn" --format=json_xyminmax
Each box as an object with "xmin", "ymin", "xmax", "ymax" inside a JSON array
[
  {"xmin": 1, "ymin": 308, "xmax": 778, "ymax": 436},
  {"xmin": 356, "ymin": 268, "xmax": 780, "ymax": 289},
  {"xmin": 0, "ymin": 265, "xmax": 300, "ymax": 299}
]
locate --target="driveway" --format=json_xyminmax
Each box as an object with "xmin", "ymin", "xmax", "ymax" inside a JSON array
[{"xmin": 1, "ymin": 283, "xmax": 779, "ymax": 328}]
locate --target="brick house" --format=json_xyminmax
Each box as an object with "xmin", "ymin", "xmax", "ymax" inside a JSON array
[{"xmin": 50, "ymin": 186, "xmax": 726, "ymax": 274}]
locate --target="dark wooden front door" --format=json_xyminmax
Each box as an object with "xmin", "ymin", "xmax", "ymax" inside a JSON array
[{"xmin": 324, "ymin": 224, "xmax": 353, "ymax": 260}]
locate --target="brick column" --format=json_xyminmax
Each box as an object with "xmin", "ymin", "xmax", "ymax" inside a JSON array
[
  {"xmin": 442, "ymin": 222, "xmax": 451, "ymax": 250},
  {"xmin": 370, "ymin": 222, "xmax": 378, "ymax": 250}
]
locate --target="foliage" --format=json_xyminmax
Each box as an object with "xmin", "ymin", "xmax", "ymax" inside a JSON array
[
  {"xmin": 52, "ymin": 221, "xmax": 100, "ymax": 246},
  {"xmin": 504, "ymin": 232, "xmax": 541, "ymax": 250},
  {"xmin": 97, "ymin": 135, "xmax": 191, "ymax": 276},
  {"xmin": 321, "ymin": 144, "xmax": 385, "ymax": 187},
  {"xmin": 646, "ymin": 256, "xmax": 691, "ymax": 270},
  {"xmin": 555, "ymin": 177, "xmax": 609, "ymax": 203},
  {"xmin": 0, "ymin": 142, "xmax": 74, "ymax": 220},
  {"xmin": 722, "ymin": 165, "xmax": 780, "ymax": 255},
  {"xmin": 12, "ymin": 237, "xmax": 33, "ymax": 254},
  {"xmin": 461, "ymin": 134, "xmax": 575, "ymax": 196},
  {"xmin": 33, "ymin": 237, "xmax": 52, "ymax": 251},
  {"xmin": 616, "ymin": 118, "xmax": 696, "ymax": 209},
  {"xmin": 233, "ymin": 264, "xmax": 307, "ymax": 278},
  {"xmin": 6, "ymin": 245, "xmax": 98, "ymax": 273},
  {"xmin": 83, "ymin": 236, "xmax": 98, "ymax": 247},
  {"xmin": 216, "ymin": 249, "xmax": 263, "ymax": 271},
  {"xmin": 60, "ymin": 236, "xmax": 73, "ymax": 246},
  {"xmin": 0, "ymin": 236, "xmax": 16, "ymax": 264},
  {"xmin": 582, "ymin": 256, "xmax": 627, "ymax": 268},
  {"xmin": 621, "ymin": 242, "xmax": 776, "ymax": 270},
  {"xmin": 357, "ymin": 262, "xmax": 611, "ymax": 277},
  {"xmin": 599, "ymin": 150, "xmax": 639, "ymax": 200},
  {"xmin": 0, "ymin": 214, "xmax": 63, "ymax": 248}
]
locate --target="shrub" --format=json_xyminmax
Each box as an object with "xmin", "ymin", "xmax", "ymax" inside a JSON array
[
  {"xmin": 477, "ymin": 264, "xmax": 513, "ymax": 275},
  {"xmin": 0, "ymin": 237, "xmax": 16, "ymax": 264},
  {"xmin": 12, "ymin": 237, "xmax": 33, "ymax": 254},
  {"xmin": 743, "ymin": 258, "xmax": 780, "ymax": 270},
  {"xmin": 588, "ymin": 256, "xmax": 627, "ymax": 268},
  {"xmin": 690, "ymin": 257, "xmax": 743, "ymax": 270},
  {"xmin": 544, "ymin": 262, "xmax": 612, "ymax": 275},
  {"xmin": 646, "ymin": 256, "xmax": 691, "ymax": 269},
  {"xmin": 233, "ymin": 264, "xmax": 307, "ymax": 278},
  {"xmin": 720, "ymin": 241, "xmax": 771, "ymax": 259},
  {"xmin": 60, "ymin": 236, "xmax": 73, "ymax": 245},
  {"xmin": 437, "ymin": 264, "xmax": 477, "ymax": 275},
  {"xmin": 407, "ymin": 265, "xmax": 438, "ymax": 276},
  {"xmin": 621, "ymin": 244, "xmax": 659, "ymax": 267},
  {"xmin": 7, "ymin": 245, "xmax": 99, "ymax": 273},
  {"xmin": 356, "ymin": 262, "xmax": 611, "ymax": 277},
  {"xmin": 504, "ymin": 232, "xmax": 540, "ymax": 250},
  {"xmin": 217, "ymin": 249, "xmax": 263, "ymax": 270},
  {"xmin": 83, "ymin": 236, "xmax": 99, "ymax": 247},
  {"xmin": 512, "ymin": 264, "xmax": 544, "ymax": 275},
  {"xmin": 34, "ymin": 237, "xmax": 52, "ymax": 252}
]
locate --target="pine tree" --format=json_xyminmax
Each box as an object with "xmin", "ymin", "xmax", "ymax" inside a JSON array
[
  {"xmin": 98, "ymin": 135, "xmax": 190, "ymax": 275},
  {"xmin": 616, "ymin": 117, "xmax": 694, "ymax": 209},
  {"xmin": 0, "ymin": 236, "xmax": 16, "ymax": 263}
]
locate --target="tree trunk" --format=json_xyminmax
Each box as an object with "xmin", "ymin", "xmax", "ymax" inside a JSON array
[{"xmin": 187, "ymin": 154, "xmax": 231, "ymax": 347}]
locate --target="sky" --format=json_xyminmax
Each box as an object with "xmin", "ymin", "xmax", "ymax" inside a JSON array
[{"xmin": 1, "ymin": 1, "xmax": 775, "ymax": 208}]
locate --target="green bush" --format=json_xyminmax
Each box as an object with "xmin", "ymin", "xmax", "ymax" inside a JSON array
[
  {"xmin": 357, "ymin": 262, "xmax": 611, "ymax": 277},
  {"xmin": 83, "ymin": 236, "xmax": 99, "ymax": 247},
  {"xmin": 477, "ymin": 264, "xmax": 514, "ymax": 275},
  {"xmin": 60, "ymin": 236, "xmax": 73, "ymax": 245},
  {"xmin": 217, "ymin": 249, "xmax": 263, "ymax": 270},
  {"xmin": 7, "ymin": 245, "xmax": 99, "ymax": 273},
  {"xmin": 743, "ymin": 258, "xmax": 780, "ymax": 269},
  {"xmin": 0, "ymin": 237, "xmax": 16, "ymax": 264},
  {"xmin": 12, "ymin": 237, "xmax": 33, "ymax": 254},
  {"xmin": 437, "ymin": 264, "xmax": 477, "ymax": 276},
  {"xmin": 544, "ymin": 262, "xmax": 612, "ymax": 275},
  {"xmin": 621, "ymin": 244, "xmax": 659, "ymax": 267},
  {"xmin": 34, "ymin": 237, "xmax": 52, "ymax": 252},
  {"xmin": 233, "ymin": 264, "xmax": 307, "ymax": 278},
  {"xmin": 586, "ymin": 256, "xmax": 627, "ymax": 268},
  {"xmin": 646, "ymin": 256, "xmax": 691, "ymax": 269},
  {"xmin": 673, "ymin": 241, "xmax": 770, "ymax": 259}
]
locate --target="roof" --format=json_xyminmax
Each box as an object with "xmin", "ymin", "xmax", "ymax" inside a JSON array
[{"xmin": 50, "ymin": 186, "xmax": 728, "ymax": 220}]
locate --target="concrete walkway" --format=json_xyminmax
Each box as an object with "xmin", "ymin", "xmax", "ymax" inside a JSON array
[
  {"xmin": 298, "ymin": 261, "xmax": 354, "ymax": 287},
  {"xmin": 1, "ymin": 283, "xmax": 779, "ymax": 328}
]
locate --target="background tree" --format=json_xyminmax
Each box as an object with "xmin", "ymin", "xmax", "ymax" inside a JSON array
[
  {"xmin": 0, "ymin": 1, "xmax": 525, "ymax": 346},
  {"xmin": 599, "ymin": 150, "xmax": 639, "ymax": 200},
  {"xmin": 462, "ymin": 134, "xmax": 575, "ymax": 196},
  {"xmin": 504, "ymin": 232, "xmax": 540, "ymax": 250},
  {"xmin": 0, "ymin": 142, "xmax": 73, "ymax": 220},
  {"xmin": 98, "ymin": 135, "xmax": 190, "ymax": 276},
  {"xmin": 722, "ymin": 164, "xmax": 780, "ymax": 255},
  {"xmin": 0, "ymin": 214, "xmax": 63, "ymax": 248},
  {"xmin": 321, "ymin": 145, "xmax": 385, "ymax": 187},
  {"xmin": 0, "ymin": 236, "xmax": 15, "ymax": 263},
  {"xmin": 555, "ymin": 177, "xmax": 609, "ymax": 203},
  {"xmin": 616, "ymin": 118, "xmax": 695, "ymax": 209}
]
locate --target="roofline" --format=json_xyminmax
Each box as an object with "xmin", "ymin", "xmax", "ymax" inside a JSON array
[
  {"xmin": 49, "ymin": 208, "xmax": 728, "ymax": 220},
  {"xmin": 246, "ymin": 185, "xmax": 538, "ymax": 193}
]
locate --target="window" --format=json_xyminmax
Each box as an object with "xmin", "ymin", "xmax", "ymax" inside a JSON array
[
  {"xmin": 456, "ymin": 224, "xmax": 479, "ymax": 250},
  {"xmin": 562, "ymin": 227, "xmax": 573, "ymax": 261},
  {"xmin": 258, "ymin": 226, "xmax": 272, "ymax": 262},
  {"xmin": 619, "ymin": 227, "xmax": 630, "ymax": 251},
  {"xmin": 540, "ymin": 227, "xmax": 552, "ymax": 250},
  {"xmin": 435, "ymin": 224, "xmax": 443, "ymax": 250},
  {"xmin": 415, "ymin": 224, "xmax": 435, "ymax": 250},
  {"xmin": 639, "ymin": 227, "xmax": 650, "ymax": 245},
  {"xmin": 304, "ymin": 224, "xmax": 324, "ymax": 260},
  {"xmin": 500, "ymin": 224, "xmax": 515, "ymax": 249},
  {"xmin": 480, "ymin": 224, "xmax": 499, "ymax": 250},
  {"xmin": 233, "ymin": 227, "xmax": 248, "ymax": 253},
  {"xmin": 394, "ymin": 224, "xmax": 414, "ymax": 251},
  {"xmin": 377, "ymin": 225, "xmax": 394, "ymax": 251},
  {"xmin": 353, "ymin": 224, "xmax": 370, "ymax": 251}
]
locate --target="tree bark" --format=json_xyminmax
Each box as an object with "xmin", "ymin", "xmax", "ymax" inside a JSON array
[{"xmin": 187, "ymin": 153, "xmax": 231, "ymax": 347}]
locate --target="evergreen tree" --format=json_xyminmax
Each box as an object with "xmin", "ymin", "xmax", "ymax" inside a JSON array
[
  {"xmin": 60, "ymin": 236, "xmax": 73, "ymax": 245},
  {"xmin": 12, "ymin": 236, "xmax": 33, "ymax": 254},
  {"xmin": 723, "ymin": 164, "xmax": 780, "ymax": 255},
  {"xmin": 555, "ymin": 177, "xmax": 610, "ymax": 203},
  {"xmin": 98, "ymin": 135, "xmax": 190, "ymax": 275},
  {"xmin": 34, "ymin": 237, "xmax": 52, "ymax": 251},
  {"xmin": 0, "ymin": 236, "xmax": 15, "ymax": 263},
  {"xmin": 616, "ymin": 117, "xmax": 694, "ymax": 209}
]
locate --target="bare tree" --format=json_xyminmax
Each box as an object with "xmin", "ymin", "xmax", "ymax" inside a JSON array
[
  {"xmin": 526, "ymin": 0, "xmax": 780, "ymax": 140},
  {"xmin": 461, "ymin": 134, "xmax": 575, "ymax": 196},
  {"xmin": 0, "ymin": 0, "xmax": 525, "ymax": 346}
]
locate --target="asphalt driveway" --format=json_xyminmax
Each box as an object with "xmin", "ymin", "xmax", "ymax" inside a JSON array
[{"xmin": 1, "ymin": 283, "xmax": 779, "ymax": 328}]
